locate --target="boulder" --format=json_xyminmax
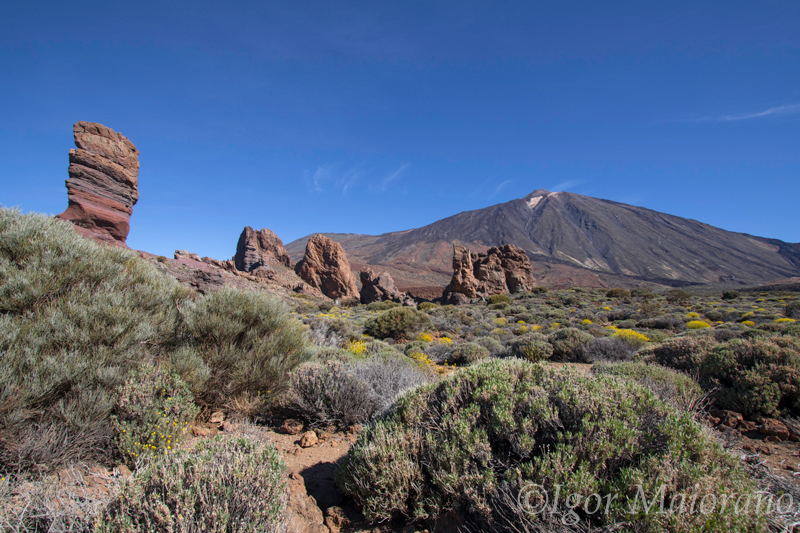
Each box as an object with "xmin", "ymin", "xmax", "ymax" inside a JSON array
[
  {"xmin": 760, "ymin": 419, "xmax": 791, "ymax": 441},
  {"xmin": 279, "ymin": 419, "xmax": 305, "ymax": 436},
  {"xmin": 56, "ymin": 121, "xmax": 140, "ymax": 245},
  {"xmin": 295, "ymin": 235, "xmax": 359, "ymax": 300},
  {"xmin": 235, "ymin": 226, "xmax": 291, "ymax": 272},
  {"xmin": 299, "ymin": 430, "xmax": 318, "ymax": 448},
  {"xmin": 285, "ymin": 471, "xmax": 328, "ymax": 533},
  {"xmin": 174, "ymin": 250, "xmax": 201, "ymax": 261},
  {"xmin": 359, "ymin": 267, "xmax": 414, "ymax": 305},
  {"xmin": 443, "ymin": 243, "xmax": 535, "ymax": 301}
]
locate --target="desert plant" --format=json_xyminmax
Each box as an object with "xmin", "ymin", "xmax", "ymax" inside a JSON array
[
  {"xmin": 98, "ymin": 435, "xmax": 287, "ymax": 532},
  {"xmin": 418, "ymin": 302, "xmax": 440, "ymax": 312},
  {"xmin": 363, "ymin": 307, "xmax": 431, "ymax": 340},
  {"xmin": 638, "ymin": 336, "xmax": 717, "ymax": 371},
  {"xmin": 508, "ymin": 333, "xmax": 553, "ymax": 362},
  {"xmin": 665, "ymin": 289, "xmax": 691, "ymax": 304},
  {"xmin": 605, "ymin": 288, "xmax": 630, "ymax": 298},
  {"xmin": 448, "ymin": 342, "xmax": 490, "ymax": 365},
  {"xmin": 686, "ymin": 320, "xmax": 711, "ymax": 329},
  {"xmin": 366, "ymin": 300, "xmax": 401, "ymax": 312},
  {"xmin": 487, "ymin": 294, "xmax": 511, "ymax": 306},
  {"xmin": 0, "ymin": 209, "xmax": 189, "ymax": 472},
  {"xmin": 547, "ymin": 327, "xmax": 593, "ymax": 362},
  {"xmin": 784, "ymin": 300, "xmax": 800, "ymax": 319},
  {"xmin": 182, "ymin": 287, "xmax": 311, "ymax": 408},
  {"xmin": 581, "ymin": 337, "xmax": 634, "ymax": 362},
  {"xmin": 113, "ymin": 363, "xmax": 199, "ymax": 465},
  {"xmin": 721, "ymin": 290, "xmax": 740, "ymax": 300},
  {"xmin": 337, "ymin": 360, "xmax": 761, "ymax": 531},
  {"xmin": 592, "ymin": 362, "xmax": 706, "ymax": 413}
]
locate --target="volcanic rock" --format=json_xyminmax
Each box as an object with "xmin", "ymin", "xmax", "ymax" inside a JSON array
[
  {"xmin": 443, "ymin": 243, "xmax": 535, "ymax": 300},
  {"xmin": 295, "ymin": 235, "xmax": 359, "ymax": 300},
  {"xmin": 359, "ymin": 267, "xmax": 413, "ymax": 305},
  {"xmin": 174, "ymin": 250, "xmax": 201, "ymax": 261},
  {"xmin": 56, "ymin": 121, "xmax": 140, "ymax": 245},
  {"xmin": 235, "ymin": 226, "xmax": 291, "ymax": 272}
]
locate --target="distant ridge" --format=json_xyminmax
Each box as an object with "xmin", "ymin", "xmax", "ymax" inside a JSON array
[{"xmin": 285, "ymin": 190, "xmax": 800, "ymax": 291}]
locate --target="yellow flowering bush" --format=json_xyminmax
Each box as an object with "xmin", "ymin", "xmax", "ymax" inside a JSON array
[
  {"xmin": 741, "ymin": 320, "xmax": 755, "ymax": 327},
  {"xmin": 775, "ymin": 318, "xmax": 796, "ymax": 323},
  {"xmin": 417, "ymin": 332, "xmax": 434, "ymax": 343},
  {"xmin": 493, "ymin": 317, "xmax": 508, "ymax": 326},
  {"xmin": 343, "ymin": 339, "xmax": 368, "ymax": 357},
  {"xmin": 581, "ymin": 319, "xmax": 593, "ymax": 325},
  {"xmin": 612, "ymin": 329, "xmax": 649, "ymax": 348},
  {"xmin": 438, "ymin": 336, "xmax": 453, "ymax": 345},
  {"xmin": 686, "ymin": 320, "xmax": 711, "ymax": 330},
  {"xmin": 686, "ymin": 312, "xmax": 700, "ymax": 318}
]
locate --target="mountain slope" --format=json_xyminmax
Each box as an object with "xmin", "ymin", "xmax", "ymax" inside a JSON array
[{"xmin": 285, "ymin": 190, "xmax": 800, "ymax": 291}]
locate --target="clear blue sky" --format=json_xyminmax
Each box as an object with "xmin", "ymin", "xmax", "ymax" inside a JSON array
[{"xmin": 2, "ymin": 1, "xmax": 798, "ymax": 260}]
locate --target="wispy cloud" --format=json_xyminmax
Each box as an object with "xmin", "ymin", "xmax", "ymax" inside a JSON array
[
  {"xmin": 371, "ymin": 163, "xmax": 410, "ymax": 192},
  {"xmin": 550, "ymin": 179, "xmax": 582, "ymax": 192},
  {"xmin": 305, "ymin": 162, "xmax": 363, "ymax": 195},
  {"xmin": 490, "ymin": 179, "xmax": 514, "ymax": 198},
  {"xmin": 306, "ymin": 161, "xmax": 409, "ymax": 195},
  {"xmin": 695, "ymin": 103, "xmax": 800, "ymax": 122}
]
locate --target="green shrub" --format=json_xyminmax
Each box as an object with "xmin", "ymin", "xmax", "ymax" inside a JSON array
[
  {"xmin": 337, "ymin": 360, "xmax": 760, "ymax": 531},
  {"xmin": 113, "ymin": 363, "xmax": 199, "ymax": 465},
  {"xmin": 364, "ymin": 307, "xmax": 431, "ymax": 340},
  {"xmin": 721, "ymin": 290, "xmax": 740, "ymax": 300},
  {"xmin": 638, "ymin": 336, "xmax": 717, "ymax": 371},
  {"xmin": 592, "ymin": 362, "xmax": 705, "ymax": 413},
  {"xmin": 487, "ymin": 294, "xmax": 511, "ymax": 306},
  {"xmin": 417, "ymin": 302, "xmax": 440, "ymax": 312},
  {"xmin": 475, "ymin": 336, "xmax": 504, "ymax": 355},
  {"xmin": 98, "ymin": 435, "xmax": 287, "ymax": 532},
  {"xmin": 605, "ymin": 288, "xmax": 630, "ymax": 298},
  {"xmin": 784, "ymin": 300, "xmax": 800, "ymax": 319},
  {"xmin": 631, "ymin": 287, "xmax": 654, "ymax": 299},
  {"xmin": 183, "ymin": 287, "xmax": 311, "ymax": 408},
  {"xmin": 508, "ymin": 333, "xmax": 553, "ymax": 362},
  {"xmin": 697, "ymin": 336, "xmax": 800, "ymax": 418},
  {"xmin": 0, "ymin": 209, "xmax": 189, "ymax": 472},
  {"xmin": 547, "ymin": 327, "xmax": 593, "ymax": 362},
  {"xmin": 686, "ymin": 320, "xmax": 711, "ymax": 329},
  {"xmin": 581, "ymin": 337, "xmax": 634, "ymax": 362},
  {"xmin": 448, "ymin": 342, "xmax": 490, "ymax": 365},
  {"xmin": 366, "ymin": 300, "xmax": 401, "ymax": 312},
  {"xmin": 665, "ymin": 289, "xmax": 691, "ymax": 304}
]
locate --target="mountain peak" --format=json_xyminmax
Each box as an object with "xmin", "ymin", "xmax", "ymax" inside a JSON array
[{"xmin": 524, "ymin": 189, "xmax": 551, "ymax": 199}]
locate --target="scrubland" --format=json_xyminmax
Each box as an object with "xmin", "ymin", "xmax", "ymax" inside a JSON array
[{"xmin": 2, "ymin": 207, "xmax": 799, "ymax": 532}]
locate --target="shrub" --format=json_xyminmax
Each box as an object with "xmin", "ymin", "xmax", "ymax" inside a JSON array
[
  {"xmin": 704, "ymin": 310, "xmax": 724, "ymax": 322},
  {"xmin": 0, "ymin": 209, "xmax": 189, "ymax": 472},
  {"xmin": 721, "ymin": 290, "xmax": 740, "ymax": 300},
  {"xmin": 592, "ymin": 362, "xmax": 705, "ymax": 413},
  {"xmin": 547, "ymin": 327, "xmax": 593, "ymax": 362},
  {"xmin": 686, "ymin": 311, "xmax": 700, "ymax": 318},
  {"xmin": 638, "ymin": 336, "xmax": 717, "ymax": 371},
  {"xmin": 508, "ymin": 333, "xmax": 553, "ymax": 362},
  {"xmin": 741, "ymin": 320, "xmax": 755, "ymax": 327},
  {"xmin": 785, "ymin": 300, "xmax": 800, "ymax": 319},
  {"xmin": 98, "ymin": 435, "xmax": 287, "ymax": 532},
  {"xmin": 631, "ymin": 287, "xmax": 654, "ymax": 299},
  {"xmin": 697, "ymin": 337, "xmax": 800, "ymax": 418},
  {"xmin": 113, "ymin": 363, "xmax": 199, "ymax": 465},
  {"xmin": 665, "ymin": 289, "xmax": 691, "ymax": 304},
  {"xmin": 487, "ymin": 294, "xmax": 511, "ymax": 306},
  {"xmin": 581, "ymin": 337, "xmax": 634, "ymax": 362},
  {"xmin": 475, "ymin": 337, "xmax": 504, "ymax": 355},
  {"xmin": 337, "ymin": 360, "xmax": 760, "ymax": 530},
  {"xmin": 343, "ymin": 338, "xmax": 368, "ymax": 357},
  {"xmin": 611, "ymin": 328, "xmax": 649, "ymax": 348},
  {"xmin": 417, "ymin": 302, "xmax": 439, "ymax": 312},
  {"xmin": 446, "ymin": 342, "xmax": 489, "ymax": 366},
  {"xmin": 605, "ymin": 288, "xmax": 630, "ymax": 298},
  {"xmin": 366, "ymin": 300, "xmax": 401, "ymax": 312},
  {"xmin": 289, "ymin": 354, "xmax": 429, "ymax": 428},
  {"xmin": 364, "ymin": 307, "xmax": 431, "ymax": 340},
  {"xmin": 686, "ymin": 320, "xmax": 711, "ymax": 329},
  {"xmin": 183, "ymin": 287, "xmax": 311, "ymax": 408},
  {"xmin": 776, "ymin": 317, "xmax": 796, "ymax": 324}
]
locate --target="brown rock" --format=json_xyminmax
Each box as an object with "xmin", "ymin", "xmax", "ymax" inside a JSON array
[
  {"xmin": 235, "ymin": 226, "xmax": 291, "ymax": 272},
  {"xmin": 325, "ymin": 506, "xmax": 350, "ymax": 533},
  {"xmin": 115, "ymin": 464, "xmax": 133, "ymax": 478},
  {"xmin": 192, "ymin": 426, "xmax": 212, "ymax": 437},
  {"xmin": 295, "ymin": 235, "xmax": 359, "ymax": 299},
  {"xmin": 175, "ymin": 250, "xmax": 201, "ymax": 261},
  {"xmin": 299, "ymin": 430, "xmax": 318, "ymax": 448},
  {"xmin": 443, "ymin": 243, "xmax": 535, "ymax": 300},
  {"xmin": 222, "ymin": 421, "xmax": 236, "ymax": 433},
  {"xmin": 360, "ymin": 267, "xmax": 414, "ymax": 305},
  {"xmin": 56, "ymin": 121, "xmax": 140, "ymax": 245},
  {"xmin": 285, "ymin": 471, "xmax": 328, "ymax": 533},
  {"xmin": 280, "ymin": 419, "xmax": 305, "ymax": 436},
  {"xmin": 760, "ymin": 419, "xmax": 791, "ymax": 440},
  {"xmin": 710, "ymin": 409, "xmax": 744, "ymax": 429},
  {"xmin": 209, "ymin": 411, "xmax": 225, "ymax": 424}
]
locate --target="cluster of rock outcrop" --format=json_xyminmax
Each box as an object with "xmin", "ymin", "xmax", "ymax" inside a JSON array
[
  {"xmin": 359, "ymin": 267, "xmax": 414, "ymax": 306},
  {"xmin": 56, "ymin": 121, "xmax": 140, "ymax": 246},
  {"xmin": 294, "ymin": 235, "xmax": 360, "ymax": 300},
  {"xmin": 443, "ymin": 243, "xmax": 535, "ymax": 303}
]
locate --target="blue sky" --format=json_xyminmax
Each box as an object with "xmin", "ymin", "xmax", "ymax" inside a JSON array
[{"xmin": 1, "ymin": 1, "xmax": 798, "ymax": 260}]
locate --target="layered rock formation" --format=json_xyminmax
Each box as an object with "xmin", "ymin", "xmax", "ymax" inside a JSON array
[
  {"xmin": 56, "ymin": 121, "xmax": 140, "ymax": 245},
  {"xmin": 359, "ymin": 267, "xmax": 414, "ymax": 305},
  {"xmin": 443, "ymin": 244, "xmax": 535, "ymax": 301},
  {"xmin": 235, "ymin": 226, "xmax": 291, "ymax": 272},
  {"xmin": 295, "ymin": 235, "xmax": 359, "ymax": 300}
]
